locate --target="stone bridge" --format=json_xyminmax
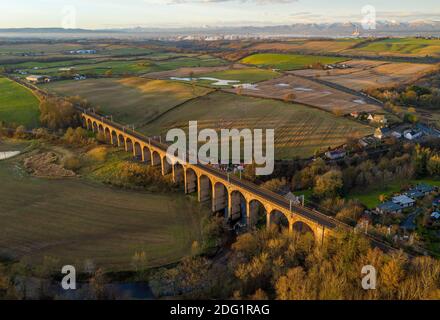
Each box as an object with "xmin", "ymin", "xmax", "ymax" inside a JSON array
[{"xmin": 80, "ymin": 109, "xmax": 354, "ymax": 245}]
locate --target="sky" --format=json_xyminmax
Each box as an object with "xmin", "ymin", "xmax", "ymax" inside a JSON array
[{"xmin": 1, "ymin": 0, "xmax": 439, "ymax": 29}]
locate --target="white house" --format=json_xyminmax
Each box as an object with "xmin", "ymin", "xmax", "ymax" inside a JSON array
[{"xmin": 404, "ymin": 129, "xmax": 423, "ymax": 140}]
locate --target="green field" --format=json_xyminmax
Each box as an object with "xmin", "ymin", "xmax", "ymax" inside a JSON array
[
  {"xmin": 0, "ymin": 77, "xmax": 40, "ymax": 128},
  {"xmin": 241, "ymin": 53, "xmax": 347, "ymax": 71},
  {"xmin": 141, "ymin": 91, "xmax": 374, "ymax": 159},
  {"xmin": 0, "ymin": 149, "xmax": 205, "ymax": 271},
  {"xmin": 43, "ymin": 77, "xmax": 214, "ymax": 126},
  {"xmin": 348, "ymin": 38, "xmax": 440, "ymax": 57}
]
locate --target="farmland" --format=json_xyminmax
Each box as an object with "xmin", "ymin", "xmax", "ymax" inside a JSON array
[
  {"xmin": 0, "ymin": 76, "xmax": 40, "ymax": 128},
  {"xmin": 43, "ymin": 77, "xmax": 214, "ymax": 127},
  {"xmin": 0, "ymin": 147, "xmax": 206, "ymax": 271},
  {"xmin": 198, "ymin": 67, "xmax": 280, "ymax": 84},
  {"xmin": 8, "ymin": 54, "xmax": 228, "ymax": 77},
  {"xmin": 224, "ymin": 74, "xmax": 382, "ymax": 114},
  {"xmin": 249, "ymin": 39, "xmax": 362, "ymax": 54},
  {"xmin": 291, "ymin": 60, "xmax": 437, "ymax": 91},
  {"xmin": 141, "ymin": 91, "xmax": 374, "ymax": 159},
  {"xmin": 345, "ymin": 38, "xmax": 440, "ymax": 58},
  {"xmin": 241, "ymin": 53, "xmax": 347, "ymax": 71}
]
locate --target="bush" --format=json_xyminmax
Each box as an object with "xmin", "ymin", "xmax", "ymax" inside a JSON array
[
  {"xmin": 63, "ymin": 156, "xmax": 81, "ymax": 171},
  {"xmin": 39, "ymin": 97, "xmax": 80, "ymax": 130}
]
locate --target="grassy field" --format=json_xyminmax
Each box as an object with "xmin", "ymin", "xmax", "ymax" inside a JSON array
[
  {"xmin": 0, "ymin": 77, "xmax": 40, "ymax": 128},
  {"xmin": 43, "ymin": 77, "xmax": 214, "ymax": 126},
  {"xmin": 241, "ymin": 53, "xmax": 347, "ymax": 71},
  {"xmin": 346, "ymin": 38, "xmax": 440, "ymax": 57},
  {"xmin": 0, "ymin": 146, "xmax": 206, "ymax": 271},
  {"xmin": 141, "ymin": 91, "xmax": 374, "ymax": 159},
  {"xmin": 349, "ymin": 178, "xmax": 440, "ymax": 208}
]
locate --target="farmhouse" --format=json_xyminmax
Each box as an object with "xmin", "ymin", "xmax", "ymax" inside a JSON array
[
  {"xmin": 325, "ymin": 149, "xmax": 346, "ymax": 160},
  {"xmin": 431, "ymin": 212, "xmax": 440, "ymax": 220},
  {"xmin": 376, "ymin": 201, "xmax": 402, "ymax": 214},
  {"xmin": 392, "ymin": 195, "xmax": 415, "ymax": 208},
  {"xmin": 26, "ymin": 75, "xmax": 51, "ymax": 84},
  {"xmin": 368, "ymin": 114, "xmax": 387, "ymax": 125},
  {"xmin": 414, "ymin": 183, "xmax": 436, "ymax": 195},
  {"xmin": 405, "ymin": 189, "xmax": 425, "ymax": 200},
  {"xmin": 391, "ymin": 131, "xmax": 402, "ymax": 139},
  {"xmin": 374, "ymin": 127, "xmax": 391, "ymax": 139},
  {"xmin": 69, "ymin": 49, "xmax": 97, "ymax": 54},
  {"xmin": 404, "ymin": 129, "xmax": 423, "ymax": 140}
]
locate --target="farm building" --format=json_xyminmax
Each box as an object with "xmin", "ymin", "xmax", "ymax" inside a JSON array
[
  {"xmin": 392, "ymin": 195, "xmax": 415, "ymax": 208},
  {"xmin": 376, "ymin": 201, "xmax": 402, "ymax": 214},
  {"xmin": 325, "ymin": 149, "xmax": 346, "ymax": 160},
  {"xmin": 69, "ymin": 49, "xmax": 97, "ymax": 54},
  {"xmin": 433, "ymin": 198, "xmax": 440, "ymax": 207},
  {"xmin": 374, "ymin": 127, "xmax": 391, "ymax": 139},
  {"xmin": 431, "ymin": 212, "xmax": 440, "ymax": 220},
  {"xmin": 405, "ymin": 189, "xmax": 425, "ymax": 200},
  {"xmin": 26, "ymin": 75, "xmax": 51, "ymax": 84},
  {"xmin": 404, "ymin": 129, "xmax": 423, "ymax": 140},
  {"xmin": 368, "ymin": 114, "xmax": 387, "ymax": 125},
  {"xmin": 414, "ymin": 183, "xmax": 436, "ymax": 195}
]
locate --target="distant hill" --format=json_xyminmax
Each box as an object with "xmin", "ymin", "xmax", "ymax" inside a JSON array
[{"xmin": 1, "ymin": 21, "xmax": 439, "ymax": 39}]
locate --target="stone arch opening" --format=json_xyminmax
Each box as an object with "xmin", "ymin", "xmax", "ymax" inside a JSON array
[
  {"xmin": 198, "ymin": 175, "xmax": 213, "ymax": 204},
  {"xmin": 185, "ymin": 168, "xmax": 198, "ymax": 194},
  {"xmin": 151, "ymin": 151, "xmax": 161, "ymax": 166},
  {"xmin": 92, "ymin": 121, "xmax": 98, "ymax": 133},
  {"xmin": 98, "ymin": 124, "xmax": 104, "ymax": 133},
  {"xmin": 173, "ymin": 162, "xmax": 184, "ymax": 184},
  {"xmin": 111, "ymin": 130, "xmax": 118, "ymax": 146},
  {"xmin": 162, "ymin": 155, "xmax": 172, "ymax": 175},
  {"xmin": 213, "ymin": 182, "xmax": 228, "ymax": 217},
  {"xmin": 104, "ymin": 127, "xmax": 111, "ymax": 143},
  {"xmin": 87, "ymin": 119, "xmax": 92, "ymax": 131},
  {"xmin": 151, "ymin": 151, "xmax": 162, "ymax": 166},
  {"xmin": 143, "ymin": 146, "xmax": 151, "ymax": 164},
  {"xmin": 134, "ymin": 142, "xmax": 142, "ymax": 160},
  {"xmin": 292, "ymin": 221, "xmax": 315, "ymax": 238},
  {"xmin": 125, "ymin": 138, "xmax": 133, "ymax": 153},
  {"xmin": 248, "ymin": 199, "xmax": 268, "ymax": 229},
  {"xmin": 269, "ymin": 209, "xmax": 289, "ymax": 231},
  {"xmin": 118, "ymin": 134, "xmax": 125, "ymax": 148},
  {"xmin": 230, "ymin": 190, "xmax": 247, "ymax": 225}
]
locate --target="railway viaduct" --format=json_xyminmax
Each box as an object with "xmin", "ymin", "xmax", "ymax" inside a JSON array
[{"xmin": 80, "ymin": 109, "xmax": 355, "ymax": 245}]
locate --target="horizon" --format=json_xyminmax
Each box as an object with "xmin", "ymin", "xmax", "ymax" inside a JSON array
[{"xmin": 1, "ymin": 0, "xmax": 439, "ymax": 29}]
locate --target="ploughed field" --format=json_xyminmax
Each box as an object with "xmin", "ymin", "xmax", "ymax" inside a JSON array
[
  {"xmin": 140, "ymin": 91, "xmax": 374, "ymax": 159},
  {"xmin": 0, "ymin": 148, "xmax": 205, "ymax": 271},
  {"xmin": 224, "ymin": 74, "xmax": 382, "ymax": 114},
  {"xmin": 291, "ymin": 60, "xmax": 437, "ymax": 91}
]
